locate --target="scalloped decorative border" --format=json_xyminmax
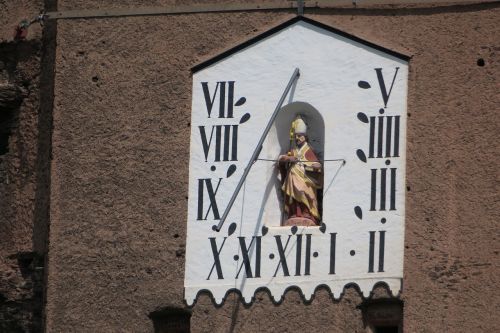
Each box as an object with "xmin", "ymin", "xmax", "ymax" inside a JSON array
[{"xmin": 184, "ymin": 279, "xmax": 401, "ymax": 307}]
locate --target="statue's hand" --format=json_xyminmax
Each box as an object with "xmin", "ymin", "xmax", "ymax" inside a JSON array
[
  {"xmin": 311, "ymin": 162, "xmax": 322, "ymax": 170},
  {"xmin": 279, "ymin": 155, "xmax": 297, "ymax": 163},
  {"xmin": 305, "ymin": 162, "xmax": 322, "ymax": 172}
]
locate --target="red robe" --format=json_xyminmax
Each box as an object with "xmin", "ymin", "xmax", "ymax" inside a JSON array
[{"xmin": 279, "ymin": 142, "xmax": 322, "ymax": 225}]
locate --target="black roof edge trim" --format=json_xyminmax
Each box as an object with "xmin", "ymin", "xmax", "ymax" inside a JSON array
[{"xmin": 191, "ymin": 16, "xmax": 410, "ymax": 73}]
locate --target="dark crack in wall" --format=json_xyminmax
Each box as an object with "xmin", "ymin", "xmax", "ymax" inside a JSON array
[{"xmin": 0, "ymin": 0, "xmax": 56, "ymax": 329}]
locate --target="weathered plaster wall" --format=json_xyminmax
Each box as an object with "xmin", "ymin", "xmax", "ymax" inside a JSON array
[{"xmin": 46, "ymin": 1, "xmax": 499, "ymax": 332}]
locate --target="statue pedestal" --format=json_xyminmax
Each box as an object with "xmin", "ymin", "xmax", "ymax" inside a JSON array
[{"xmin": 282, "ymin": 217, "xmax": 318, "ymax": 227}]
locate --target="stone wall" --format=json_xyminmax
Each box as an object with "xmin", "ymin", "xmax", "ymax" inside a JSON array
[
  {"xmin": 0, "ymin": 38, "xmax": 43, "ymax": 333},
  {"xmin": 46, "ymin": 1, "xmax": 499, "ymax": 332},
  {"xmin": 0, "ymin": 0, "xmax": 498, "ymax": 332}
]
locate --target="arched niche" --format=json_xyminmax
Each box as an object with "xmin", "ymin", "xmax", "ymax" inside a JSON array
[{"xmin": 260, "ymin": 101, "xmax": 325, "ymax": 227}]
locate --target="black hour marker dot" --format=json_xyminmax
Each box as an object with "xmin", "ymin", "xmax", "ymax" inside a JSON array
[
  {"xmin": 235, "ymin": 97, "xmax": 246, "ymax": 106},
  {"xmin": 239, "ymin": 112, "xmax": 250, "ymax": 124},
  {"xmin": 211, "ymin": 165, "xmax": 216, "ymax": 171},
  {"xmin": 385, "ymin": 159, "xmax": 390, "ymax": 165},
  {"xmin": 313, "ymin": 252, "xmax": 319, "ymax": 258},
  {"xmin": 269, "ymin": 253, "xmax": 275, "ymax": 259},
  {"xmin": 356, "ymin": 149, "xmax": 367, "ymax": 163},
  {"xmin": 358, "ymin": 81, "xmax": 371, "ymax": 89},
  {"xmin": 379, "ymin": 108, "xmax": 385, "ymax": 114},
  {"xmin": 227, "ymin": 222, "xmax": 237, "ymax": 236},
  {"xmin": 226, "ymin": 164, "xmax": 236, "ymax": 178},
  {"xmin": 357, "ymin": 112, "xmax": 369, "ymax": 123},
  {"xmin": 350, "ymin": 250, "xmax": 356, "ymax": 256},
  {"xmin": 381, "ymin": 218, "xmax": 387, "ymax": 224},
  {"xmin": 233, "ymin": 255, "xmax": 239, "ymax": 261},
  {"xmin": 354, "ymin": 206, "xmax": 363, "ymax": 220}
]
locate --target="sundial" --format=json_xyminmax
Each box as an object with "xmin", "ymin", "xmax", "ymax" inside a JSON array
[{"xmin": 184, "ymin": 16, "xmax": 409, "ymax": 305}]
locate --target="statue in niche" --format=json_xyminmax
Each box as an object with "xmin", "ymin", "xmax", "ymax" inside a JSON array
[{"xmin": 278, "ymin": 116, "xmax": 323, "ymax": 226}]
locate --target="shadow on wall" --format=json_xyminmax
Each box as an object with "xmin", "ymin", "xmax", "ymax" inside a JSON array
[
  {"xmin": 359, "ymin": 298, "xmax": 403, "ymax": 333},
  {"xmin": 0, "ymin": 40, "xmax": 41, "ymax": 333},
  {"xmin": 149, "ymin": 307, "xmax": 192, "ymax": 333},
  {"xmin": 0, "ymin": 13, "xmax": 56, "ymax": 331},
  {"xmin": 0, "ymin": 52, "xmax": 25, "ymax": 157}
]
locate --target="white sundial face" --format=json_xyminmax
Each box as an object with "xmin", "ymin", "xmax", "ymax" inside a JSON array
[{"xmin": 184, "ymin": 17, "xmax": 408, "ymax": 306}]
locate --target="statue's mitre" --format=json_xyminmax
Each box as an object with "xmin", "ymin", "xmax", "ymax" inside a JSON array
[{"xmin": 292, "ymin": 116, "xmax": 307, "ymax": 134}]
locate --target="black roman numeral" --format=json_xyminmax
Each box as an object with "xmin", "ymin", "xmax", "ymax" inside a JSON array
[
  {"xmin": 370, "ymin": 168, "xmax": 397, "ymax": 211},
  {"xmin": 273, "ymin": 235, "xmax": 291, "ymax": 277},
  {"xmin": 368, "ymin": 231, "xmax": 386, "ymax": 273},
  {"xmin": 207, "ymin": 237, "xmax": 226, "ymax": 280},
  {"xmin": 368, "ymin": 115, "xmax": 400, "ymax": 158},
  {"xmin": 197, "ymin": 178, "xmax": 222, "ymax": 220},
  {"xmin": 201, "ymin": 81, "xmax": 246, "ymax": 118},
  {"xmin": 235, "ymin": 236, "xmax": 261, "ymax": 279},
  {"xmin": 375, "ymin": 67, "xmax": 399, "ymax": 108},
  {"xmin": 199, "ymin": 125, "xmax": 239, "ymax": 162},
  {"xmin": 329, "ymin": 233, "xmax": 337, "ymax": 275},
  {"xmin": 294, "ymin": 234, "xmax": 312, "ymax": 276}
]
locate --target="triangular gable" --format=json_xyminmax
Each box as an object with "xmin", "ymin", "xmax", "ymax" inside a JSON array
[{"xmin": 192, "ymin": 16, "xmax": 410, "ymax": 72}]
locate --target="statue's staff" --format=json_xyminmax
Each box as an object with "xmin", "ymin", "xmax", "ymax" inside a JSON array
[{"xmin": 281, "ymin": 117, "xmax": 298, "ymax": 223}]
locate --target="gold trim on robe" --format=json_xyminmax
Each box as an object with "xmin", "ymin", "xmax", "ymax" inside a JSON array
[{"xmin": 281, "ymin": 142, "xmax": 322, "ymax": 220}]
